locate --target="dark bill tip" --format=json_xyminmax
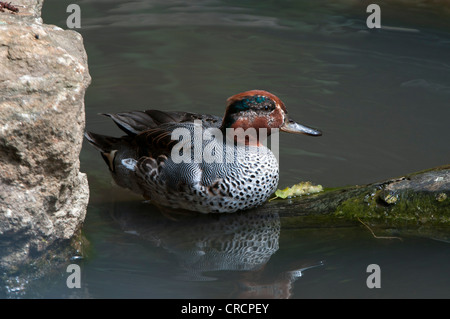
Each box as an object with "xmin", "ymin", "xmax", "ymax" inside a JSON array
[{"xmin": 280, "ymin": 119, "xmax": 322, "ymax": 136}]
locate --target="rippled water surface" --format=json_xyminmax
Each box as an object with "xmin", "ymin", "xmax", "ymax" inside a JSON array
[{"xmin": 24, "ymin": 0, "xmax": 450, "ymax": 298}]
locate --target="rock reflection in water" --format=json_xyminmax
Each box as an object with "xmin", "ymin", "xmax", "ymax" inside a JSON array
[{"xmin": 110, "ymin": 202, "xmax": 322, "ymax": 298}]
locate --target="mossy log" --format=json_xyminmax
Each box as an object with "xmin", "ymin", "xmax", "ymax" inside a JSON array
[{"xmin": 259, "ymin": 165, "xmax": 450, "ymax": 237}]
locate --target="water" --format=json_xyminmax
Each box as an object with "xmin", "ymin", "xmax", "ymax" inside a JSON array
[{"xmin": 16, "ymin": 0, "xmax": 450, "ymax": 298}]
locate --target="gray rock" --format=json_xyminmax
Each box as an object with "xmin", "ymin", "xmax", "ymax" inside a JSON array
[{"xmin": 0, "ymin": 0, "xmax": 91, "ymax": 295}]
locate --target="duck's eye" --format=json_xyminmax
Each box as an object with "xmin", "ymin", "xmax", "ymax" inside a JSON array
[{"xmin": 264, "ymin": 105, "xmax": 269, "ymax": 111}]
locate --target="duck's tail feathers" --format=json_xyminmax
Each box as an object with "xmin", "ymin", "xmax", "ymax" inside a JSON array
[
  {"xmin": 85, "ymin": 131, "xmax": 124, "ymax": 172},
  {"xmin": 84, "ymin": 131, "xmax": 122, "ymax": 153}
]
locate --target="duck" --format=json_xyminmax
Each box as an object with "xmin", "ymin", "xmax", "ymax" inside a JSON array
[{"xmin": 85, "ymin": 90, "xmax": 321, "ymax": 213}]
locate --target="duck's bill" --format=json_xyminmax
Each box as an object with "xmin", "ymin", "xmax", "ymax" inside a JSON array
[{"xmin": 280, "ymin": 119, "xmax": 322, "ymax": 136}]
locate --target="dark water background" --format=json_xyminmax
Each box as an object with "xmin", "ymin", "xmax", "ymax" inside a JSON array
[{"xmin": 16, "ymin": 0, "xmax": 449, "ymax": 298}]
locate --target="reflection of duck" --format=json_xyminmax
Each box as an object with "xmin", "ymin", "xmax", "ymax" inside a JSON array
[
  {"xmin": 110, "ymin": 202, "xmax": 323, "ymax": 298},
  {"xmin": 86, "ymin": 90, "xmax": 321, "ymax": 213},
  {"xmin": 237, "ymin": 261, "xmax": 324, "ymax": 299},
  {"xmin": 112, "ymin": 206, "xmax": 281, "ymax": 281}
]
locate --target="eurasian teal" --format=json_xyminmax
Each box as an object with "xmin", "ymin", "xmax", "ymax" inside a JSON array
[{"xmin": 85, "ymin": 90, "xmax": 321, "ymax": 213}]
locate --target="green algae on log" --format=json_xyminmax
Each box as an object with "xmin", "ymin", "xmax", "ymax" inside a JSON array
[
  {"xmin": 271, "ymin": 182, "xmax": 323, "ymax": 200},
  {"xmin": 262, "ymin": 165, "xmax": 450, "ymax": 226}
]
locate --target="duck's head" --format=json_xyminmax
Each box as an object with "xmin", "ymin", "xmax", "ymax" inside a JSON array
[{"xmin": 220, "ymin": 90, "xmax": 322, "ymax": 138}]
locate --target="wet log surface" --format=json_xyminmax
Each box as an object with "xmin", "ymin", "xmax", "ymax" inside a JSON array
[{"xmin": 258, "ymin": 165, "xmax": 450, "ymax": 240}]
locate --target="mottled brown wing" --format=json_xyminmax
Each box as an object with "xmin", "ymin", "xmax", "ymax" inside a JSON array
[
  {"xmin": 134, "ymin": 126, "xmax": 180, "ymax": 158},
  {"xmin": 102, "ymin": 110, "xmax": 222, "ymax": 136}
]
